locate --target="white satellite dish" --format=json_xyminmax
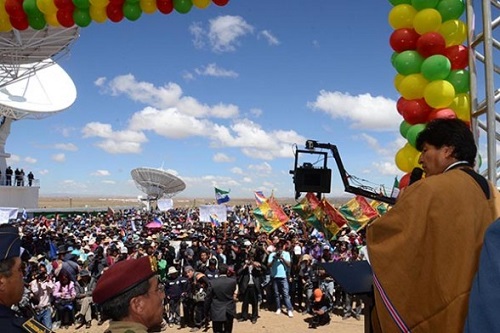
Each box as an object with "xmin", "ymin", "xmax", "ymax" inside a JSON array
[
  {"xmin": 131, "ymin": 167, "xmax": 186, "ymax": 200},
  {"xmin": 0, "ymin": 60, "xmax": 77, "ymax": 174},
  {"xmin": 0, "ymin": 61, "xmax": 76, "ymax": 120}
]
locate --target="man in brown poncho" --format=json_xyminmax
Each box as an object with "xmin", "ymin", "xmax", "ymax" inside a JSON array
[{"xmin": 367, "ymin": 119, "xmax": 500, "ymax": 333}]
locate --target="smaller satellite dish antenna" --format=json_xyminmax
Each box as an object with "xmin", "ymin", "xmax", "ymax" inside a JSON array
[{"xmin": 131, "ymin": 168, "xmax": 186, "ymax": 201}]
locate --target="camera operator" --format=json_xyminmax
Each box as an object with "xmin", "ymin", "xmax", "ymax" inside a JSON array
[
  {"xmin": 267, "ymin": 241, "xmax": 294, "ymax": 318},
  {"xmin": 29, "ymin": 264, "xmax": 55, "ymax": 329}
]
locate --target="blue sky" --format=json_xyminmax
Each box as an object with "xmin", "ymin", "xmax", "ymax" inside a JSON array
[{"xmin": 3, "ymin": 1, "xmax": 471, "ymax": 199}]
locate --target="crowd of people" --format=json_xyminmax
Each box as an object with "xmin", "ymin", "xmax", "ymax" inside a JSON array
[{"xmin": 14, "ymin": 203, "xmax": 367, "ymax": 331}]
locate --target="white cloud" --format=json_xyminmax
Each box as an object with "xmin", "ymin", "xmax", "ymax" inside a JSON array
[
  {"xmin": 208, "ymin": 16, "xmax": 254, "ymax": 52},
  {"xmin": 94, "ymin": 77, "xmax": 107, "ymax": 87},
  {"xmin": 248, "ymin": 162, "xmax": 272, "ymax": 174},
  {"xmin": 39, "ymin": 169, "xmax": 49, "ymax": 175},
  {"xmin": 91, "ymin": 170, "xmax": 111, "ymax": 177},
  {"xmin": 182, "ymin": 71, "xmax": 195, "ymax": 81},
  {"xmin": 102, "ymin": 180, "xmax": 116, "ymax": 184},
  {"xmin": 242, "ymin": 177, "xmax": 252, "ymax": 183},
  {"xmin": 230, "ymin": 167, "xmax": 243, "ymax": 174},
  {"xmin": 54, "ymin": 143, "xmax": 78, "ymax": 151},
  {"xmin": 249, "ymin": 108, "xmax": 263, "ymax": 118},
  {"xmin": 194, "ymin": 63, "xmax": 238, "ymax": 78},
  {"xmin": 7, "ymin": 154, "xmax": 20, "ymax": 164},
  {"xmin": 189, "ymin": 22, "xmax": 205, "ymax": 49},
  {"xmin": 82, "ymin": 122, "xmax": 147, "ymax": 154},
  {"xmin": 52, "ymin": 153, "xmax": 65, "ymax": 162},
  {"xmin": 308, "ymin": 91, "xmax": 400, "ymax": 130},
  {"xmin": 259, "ymin": 30, "xmax": 280, "ymax": 45},
  {"xmin": 24, "ymin": 157, "xmax": 37, "ymax": 164},
  {"xmin": 213, "ymin": 153, "xmax": 234, "ymax": 163}
]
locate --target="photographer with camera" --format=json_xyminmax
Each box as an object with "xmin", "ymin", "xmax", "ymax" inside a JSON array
[
  {"xmin": 268, "ymin": 241, "xmax": 294, "ymax": 318},
  {"xmin": 29, "ymin": 264, "xmax": 55, "ymax": 329}
]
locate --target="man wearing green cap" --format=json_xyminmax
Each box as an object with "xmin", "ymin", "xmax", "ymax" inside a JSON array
[{"xmin": 0, "ymin": 224, "xmax": 50, "ymax": 332}]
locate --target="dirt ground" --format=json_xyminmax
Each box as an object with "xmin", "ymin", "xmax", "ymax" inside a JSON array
[{"xmin": 55, "ymin": 303, "xmax": 365, "ymax": 333}]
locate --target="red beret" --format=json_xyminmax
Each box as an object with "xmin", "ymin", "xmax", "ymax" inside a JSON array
[{"xmin": 92, "ymin": 256, "xmax": 158, "ymax": 304}]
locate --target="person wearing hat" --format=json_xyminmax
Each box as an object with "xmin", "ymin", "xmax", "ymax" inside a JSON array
[
  {"xmin": 308, "ymin": 288, "xmax": 332, "ymax": 329},
  {"xmin": 92, "ymin": 256, "xmax": 165, "ymax": 333},
  {"xmin": 28, "ymin": 263, "xmax": 55, "ymax": 330},
  {"xmin": 0, "ymin": 224, "xmax": 50, "ymax": 332},
  {"xmin": 74, "ymin": 269, "xmax": 96, "ymax": 329},
  {"xmin": 165, "ymin": 266, "xmax": 188, "ymax": 328}
]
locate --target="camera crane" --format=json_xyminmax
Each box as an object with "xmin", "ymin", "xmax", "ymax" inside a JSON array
[{"xmin": 290, "ymin": 140, "xmax": 396, "ymax": 205}]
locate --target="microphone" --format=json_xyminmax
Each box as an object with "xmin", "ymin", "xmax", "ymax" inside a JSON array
[{"xmin": 409, "ymin": 167, "xmax": 424, "ymax": 185}]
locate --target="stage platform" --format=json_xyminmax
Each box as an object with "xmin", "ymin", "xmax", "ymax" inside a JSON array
[{"xmin": 0, "ymin": 184, "xmax": 39, "ymax": 209}]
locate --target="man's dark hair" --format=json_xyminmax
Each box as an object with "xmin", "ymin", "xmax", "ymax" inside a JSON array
[
  {"xmin": 0, "ymin": 257, "xmax": 16, "ymax": 277},
  {"xmin": 416, "ymin": 118, "xmax": 477, "ymax": 165},
  {"xmin": 218, "ymin": 263, "xmax": 228, "ymax": 275},
  {"xmin": 100, "ymin": 279, "xmax": 150, "ymax": 321}
]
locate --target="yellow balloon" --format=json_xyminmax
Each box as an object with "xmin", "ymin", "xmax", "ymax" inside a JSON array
[
  {"xmin": 449, "ymin": 93, "xmax": 471, "ymax": 121},
  {"xmin": 140, "ymin": 0, "xmax": 157, "ymax": 14},
  {"xmin": 399, "ymin": 74, "xmax": 428, "ymax": 100},
  {"xmin": 90, "ymin": 5, "xmax": 107, "ymax": 23},
  {"xmin": 438, "ymin": 19, "xmax": 467, "ymax": 47},
  {"xmin": 90, "ymin": 0, "xmax": 109, "ymax": 7},
  {"xmin": 45, "ymin": 13, "xmax": 60, "ymax": 26},
  {"xmin": 394, "ymin": 73, "xmax": 405, "ymax": 93},
  {"xmin": 395, "ymin": 143, "xmax": 420, "ymax": 173},
  {"xmin": 37, "ymin": 0, "xmax": 57, "ymax": 15},
  {"xmin": 413, "ymin": 8, "xmax": 442, "ymax": 34},
  {"xmin": 0, "ymin": 17, "xmax": 11, "ymax": 32},
  {"xmin": 424, "ymin": 80, "xmax": 456, "ymax": 108},
  {"xmin": 192, "ymin": 0, "xmax": 210, "ymax": 9},
  {"xmin": 388, "ymin": 4, "xmax": 417, "ymax": 29}
]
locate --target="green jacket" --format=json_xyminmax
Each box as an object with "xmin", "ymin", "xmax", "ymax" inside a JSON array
[{"xmin": 104, "ymin": 320, "xmax": 148, "ymax": 333}]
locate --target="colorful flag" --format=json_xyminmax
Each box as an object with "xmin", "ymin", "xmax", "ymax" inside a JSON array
[
  {"xmin": 292, "ymin": 192, "xmax": 323, "ymax": 232},
  {"xmin": 22, "ymin": 208, "xmax": 28, "ymax": 220},
  {"xmin": 215, "ymin": 187, "xmax": 230, "ymax": 204},
  {"xmin": 209, "ymin": 213, "xmax": 221, "ymax": 227},
  {"xmin": 254, "ymin": 191, "xmax": 266, "ymax": 206},
  {"xmin": 339, "ymin": 195, "xmax": 379, "ymax": 231},
  {"xmin": 321, "ymin": 199, "xmax": 347, "ymax": 239},
  {"xmin": 252, "ymin": 196, "xmax": 289, "ymax": 234},
  {"xmin": 370, "ymin": 200, "xmax": 390, "ymax": 216},
  {"xmin": 390, "ymin": 176, "xmax": 400, "ymax": 198}
]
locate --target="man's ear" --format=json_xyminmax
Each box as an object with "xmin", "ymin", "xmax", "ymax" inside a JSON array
[
  {"xmin": 129, "ymin": 296, "xmax": 145, "ymax": 315},
  {"xmin": 0, "ymin": 275, "xmax": 7, "ymax": 293},
  {"xmin": 442, "ymin": 146, "xmax": 455, "ymax": 159}
]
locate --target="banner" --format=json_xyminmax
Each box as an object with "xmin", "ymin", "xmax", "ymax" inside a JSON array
[
  {"xmin": 253, "ymin": 196, "xmax": 289, "ymax": 234},
  {"xmin": 157, "ymin": 198, "xmax": 174, "ymax": 211},
  {"xmin": 321, "ymin": 199, "xmax": 347, "ymax": 239},
  {"xmin": 0, "ymin": 207, "xmax": 18, "ymax": 224},
  {"xmin": 199, "ymin": 205, "xmax": 227, "ymax": 224},
  {"xmin": 339, "ymin": 196, "xmax": 379, "ymax": 231}
]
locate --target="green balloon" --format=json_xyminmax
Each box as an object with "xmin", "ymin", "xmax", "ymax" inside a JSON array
[
  {"xmin": 394, "ymin": 50, "xmax": 424, "ymax": 76},
  {"xmin": 421, "ymin": 55, "xmax": 451, "ymax": 81},
  {"xmin": 411, "ymin": 0, "xmax": 439, "ymax": 11},
  {"xmin": 28, "ymin": 14, "xmax": 46, "ymax": 30},
  {"xmin": 123, "ymin": 3, "xmax": 142, "ymax": 21},
  {"xmin": 73, "ymin": 8, "xmax": 91, "ymax": 27},
  {"xmin": 446, "ymin": 69, "xmax": 470, "ymax": 94},
  {"xmin": 23, "ymin": 0, "xmax": 41, "ymax": 16},
  {"xmin": 391, "ymin": 51, "xmax": 399, "ymax": 67},
  {"xmin": 399, "ymin": 120, "xmax": 412, "ymax": 138},
  {"xmin": 73, "ymin": 0, "xmax": 90, "ymax": 8},
  {"xmin": 389, "ymin": 0, "xmax": 411, "ymax": 5},
  {"xmin": 174, "ymin": 0, "xmax": 192, "ymax": 13},
  {"xmin": 437, "ymin": 0, "xmax": 465, "ymax": 21},
  {"xmin": 406, "ymin": 123, "xmax": 427, "ymax": 148}
]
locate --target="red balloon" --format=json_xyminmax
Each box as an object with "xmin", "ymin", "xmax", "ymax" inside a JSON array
[
  {"xmin": 54, "ymin": 0, "xmax": 74, "ymax": 9},
  {"xmin": 416, "ymin": 32, "xmax": 446, "ymax": 58},
  {"xmin": 401, "ymin": 98, "xmax": 433, "ymax": 125},
  {"xmin": 390, "ymin": 28, "xmax": 420, "ymax": 53},
  {"xmin": 396, "ymin": 97, "xmax": 410, "ymax": 115},
  {"xmin": 56, "ymin": 8, "xmax": 74, "ymax": 26},
  {"xmin": 5, "ymin": 0, "xmax": 24, "ymax": 16},
  {"xmin": 427, "ymin": 108, "xmax": 457, "ymax": 121},
  {"xmin": 108, "ymin": 0, "xmax": 124, "ymax": 6},
  {"xmin": 399, "ymin": 172, "xmax": 411, "ymax": 190},
  {"xmin": 157, "ymin": 0, "xmax": 173, "ymax": 14},
  {"xmin": 444, "ymin": 45, "xmax": 468, "ymax": 70},
  {"xmin": 106, "ymin": 4, "xmax": 123, "ymax": 22},
  {"xmin": 9, "ymin": 14, "xmax": 28, "ymax": 30},
  {"xmin": 212, "ymin": 0, "xmax": 229, "ymax": 6}
]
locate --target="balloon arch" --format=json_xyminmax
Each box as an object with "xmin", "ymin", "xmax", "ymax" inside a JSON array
[
  {"xmin": 388, "ymin": 0, "xmax": 470, "ymax": 189},
  {"xmin": 0, "ymin": 0, "xmax": 229, "ymax": 31}
]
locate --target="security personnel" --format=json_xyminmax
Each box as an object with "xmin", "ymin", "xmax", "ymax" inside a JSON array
[
  {"xmin": 92, "ymin": 256, "xmax": 165, "ymax": 333},
  {"xmin": 0, "ymin": 224, "xmax": 50, "ymax": 333}
]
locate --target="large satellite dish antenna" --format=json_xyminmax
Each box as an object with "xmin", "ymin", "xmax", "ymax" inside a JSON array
[
  {"xmin": 0, "ymin": 59, "xmax": 77, "ymax": 174},
  {"xmin": 131, "ymin": 168, "xmax": 186, "ymax": 200}
]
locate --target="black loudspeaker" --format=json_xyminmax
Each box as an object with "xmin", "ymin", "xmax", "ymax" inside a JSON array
[{"xmin": 294, "ymin": 167, "xmax": 331, "ymax": 194}]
